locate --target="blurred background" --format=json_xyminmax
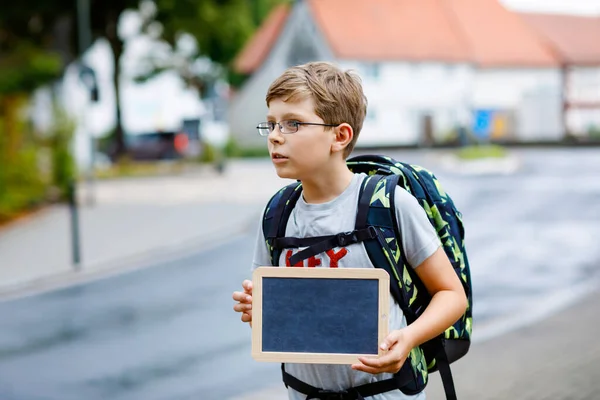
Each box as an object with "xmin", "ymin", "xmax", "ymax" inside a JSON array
[{"xmin": 0, "ymin": 0, "xmax": 599, "ymax": 399}]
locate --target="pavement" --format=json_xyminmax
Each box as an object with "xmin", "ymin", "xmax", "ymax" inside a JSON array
[
  {"xmin": 1, "ymin": 151, "xmax": 599, "ymax": 400},
  {"xmin": 0, "ymin": 150, "xmax": 520, "ymax": 299},
  {"xmin": 0, "ymin": 159, "xmax": 295, "ymax": 300},
  {"xmin": 236, "ymin": 288, "xmax": 600, "ymax": 400}
]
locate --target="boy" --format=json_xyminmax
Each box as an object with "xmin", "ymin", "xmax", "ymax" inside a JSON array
[{"xmin": 232, "ymin": 62, "xmax": 467, "ymax": 399}]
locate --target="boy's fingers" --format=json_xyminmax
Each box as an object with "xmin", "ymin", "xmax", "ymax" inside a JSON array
[
  {"xmin": 351, "ymin": 357, "xmax": 387, "ymax": 374},
  {"xmin": 351, "ymin": 363, "xmax": 381, "ymax": 374},
  {"xmin": 233, "ymin": 291, "xmax": 253, "ymax": 303},
  {"xmin": 242, "ymin": 280, "xmax": 253, "ymax": 293},
  {"xmin": 352, "ymin": 356, "xmax": 400, "ymax": 374},
  {"xmin": 379, "ymin": 331, "xmax": 401, "ymax": 351},
  {"xmin": 241, "ymin": 312, "xmax": 252, "ymax": 323},
  {"xmin": 232, "ymin": 291, "xmax": 249, "ymax": 302},
  {"xmin": 356, "ymin": 356, "xmax": 386, "ymax": 369},
  {"xmin": 233, "ymin": 303, "xmax": 252, "ymax": 313}
]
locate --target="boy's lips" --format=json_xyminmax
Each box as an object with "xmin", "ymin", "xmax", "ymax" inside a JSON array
[{"xmin": 271, "ymin": 152, "xmax": 289, "ymax": 163}]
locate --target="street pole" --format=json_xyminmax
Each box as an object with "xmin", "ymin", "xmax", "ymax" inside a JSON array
[
  {"xmin": 68, "ymin": 181, "xmax": 82, "ymax": 269},
  {"xmin": 67, "ymin": 0, "xmax": 92, "ymax": 270},
  {"xmin": 77, "ymin": 0, "xmax": 96, "ymax": 206}
]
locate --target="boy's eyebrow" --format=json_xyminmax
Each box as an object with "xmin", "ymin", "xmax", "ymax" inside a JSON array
[{"xmin": 266, "ymin": 112, "xmax": 307, "ymax": 121}]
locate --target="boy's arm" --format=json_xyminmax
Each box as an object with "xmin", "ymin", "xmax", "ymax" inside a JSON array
[
  {"xmin": 353, "ymin": 248, "xmax": 466, "ymax": 374},
  {"xmin": 393, "ymin": 247, "xmax": 467, "ymax": 352},
  {"xmin": 352, "ymin": 187, "xmax": 467, "ymax": 374}
]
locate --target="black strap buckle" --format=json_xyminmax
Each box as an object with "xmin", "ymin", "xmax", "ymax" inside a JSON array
[
  {"xmin": 335, "ymin": 232, "xmax": 356, "ymax": 247},
  {"xmin": 366, "ymin": 225, "xmax": 377, "ymax": 239}
]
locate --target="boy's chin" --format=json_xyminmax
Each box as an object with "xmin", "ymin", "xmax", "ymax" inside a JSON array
[{"xmin": 273, "ymin": 165, "xmax": 298, "ymax": 180}]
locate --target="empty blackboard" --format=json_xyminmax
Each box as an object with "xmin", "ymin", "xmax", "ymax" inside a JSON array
[{"xmin": 252, "ymin": 267, "xmax": 390, "ymax": 364}]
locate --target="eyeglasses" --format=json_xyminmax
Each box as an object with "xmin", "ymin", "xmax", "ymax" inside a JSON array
[{"xmin": 256, "ymin": 120, "xmax": 338, "ymax": 136}]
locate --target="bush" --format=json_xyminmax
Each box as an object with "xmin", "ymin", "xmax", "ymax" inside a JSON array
[
  {"xmin": 223, "ymin": 137, "xmax": 269, "ymax": 158},
  {"xmin": 0, "ymin": 98, "xmax": 77, "ymax": 223},
  {"xmin": 455, "ymin": 144, "xmax": 508, "ymax": 160},
  {"xmin": 588, "ymin": 126, "xmax": 600, "ymax": 140},
  {"xmin": 199, "ymin": 140, "xmax": 218, "ymax": 163},
  {"xmin": 0, "ymin": 112, "xmax": 46, "ymax": 222}
]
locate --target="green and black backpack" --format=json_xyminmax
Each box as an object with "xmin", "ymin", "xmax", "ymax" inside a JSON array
[{"xmin": 262, "ymin": 154, "xmax": 473, "ymax": 400}]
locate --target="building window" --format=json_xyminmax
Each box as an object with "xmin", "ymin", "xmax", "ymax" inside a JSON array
[{"xmin": 363, "ymin": 63, "xmax": 380, "ymax": 80}]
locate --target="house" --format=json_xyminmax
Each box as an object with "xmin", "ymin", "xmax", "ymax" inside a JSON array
[
  {"xmin": 229, "ymin": 0, "xmax": 598, "ymax": 148},
  {"xmin": 519, "ymin": 12, "xmax": 600, "ymax": 138}
]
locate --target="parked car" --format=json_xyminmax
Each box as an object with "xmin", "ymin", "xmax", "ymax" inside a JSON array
[{"xmin": 104, "ymin": 130, "xmax": 202, "ymax": 162}]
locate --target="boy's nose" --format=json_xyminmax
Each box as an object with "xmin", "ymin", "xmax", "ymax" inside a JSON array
[{"xmin": 268, "ymin": 127, "xmax": 285, "ymax": 144}]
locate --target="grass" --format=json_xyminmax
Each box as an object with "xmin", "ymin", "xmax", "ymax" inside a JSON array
[
  {"xmin": 224, "ymin": 139, "xmax": 269, "ymax": 159},
  {"xmin": 94, "ymin": 160, "xmax": 191, "ymax": 180},
  {"xmin": 455, "ymin": 144, "xmax": 508, "ymax": 160}
]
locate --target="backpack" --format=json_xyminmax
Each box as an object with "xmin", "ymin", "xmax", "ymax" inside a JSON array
[{"xmin": 262, "ymin": 154, "xmax": 473, "ymax": 400}]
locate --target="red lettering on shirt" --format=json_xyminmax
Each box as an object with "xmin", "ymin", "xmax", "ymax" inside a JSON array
[
  {"xmin": 286, "ymin": 250, "xmax": 303, "ymax": 267},
  {"xmin": 326, "ymin": 248, "xmax": 348, "ymax": 268},
  {"xmin": 308, "ymin": 256, "xmax": 322, "ymax": 268}
]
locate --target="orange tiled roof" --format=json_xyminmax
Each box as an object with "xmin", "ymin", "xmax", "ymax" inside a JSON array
[
  {"xmin": 308, "ymin": 0, "xmax": 470, "ymax": 62},
  {"xmin": 233, "ymin": 3, "xmax": 290, "ymax": 74},
  {"xmin": 518, "ymin": 12, "xmax": 600, "ymax": 65},
  {"xmin": 234, "ymin": 0, "xmax": 569, "ymax": 73},
  {"xmin": 443, "ymin": 0, "xmax": 558, "ymax": 67}
]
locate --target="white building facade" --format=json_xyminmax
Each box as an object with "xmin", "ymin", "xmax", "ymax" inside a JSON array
[{"xmin": 229, "ymin": 1, "xmax": 567, "ymax": 149}]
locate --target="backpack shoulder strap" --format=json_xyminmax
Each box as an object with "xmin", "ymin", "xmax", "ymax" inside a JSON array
[
  {"xmin": 356, "ymin": 174, "xmax": 407, "ymax": 309},
  {"xmin": 262, "ymin": 181, "xmax": 303, "ymax": 266}
]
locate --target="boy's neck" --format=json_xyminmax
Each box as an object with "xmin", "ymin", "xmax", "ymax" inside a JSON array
[{"xmin": 300, "ymin": 163, "xmax": 355, "ymax": 204}]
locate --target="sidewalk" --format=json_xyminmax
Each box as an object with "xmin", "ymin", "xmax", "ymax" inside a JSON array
[
  {"xmin": 0, "ymin": 149, "xmax": 520, "ymax": 299},
  {"xmin": 0, "ymin": 159, "xmax": 294, "ymax": 298},
  {"xmin": 237, "ymin": 287, "xmax": 600, "ymax": 400},
  {"xmin": 429, "ymin": 287, "xmax": 600, "ymax": 399}
]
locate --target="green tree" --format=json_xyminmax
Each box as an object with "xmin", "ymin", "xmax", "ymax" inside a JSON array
[
  {"xmin": 136, "ymin": 0, "xmax": 289, "ymax": 95},
  {"xmin": 0, "ymin": 0, "xmax": 140, "ymax": 162},
  {"xmin": 0, "ymin": 4, "xmax": 66, "ymax": 221},
  {"xmin": 88, "ymin": 0, "xmax": 141, "ymax": 159}
]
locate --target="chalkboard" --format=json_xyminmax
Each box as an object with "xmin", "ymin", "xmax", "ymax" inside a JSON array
[{"xmin": 251, "ymin": 267, "xmax": 390, "ymax": 364}]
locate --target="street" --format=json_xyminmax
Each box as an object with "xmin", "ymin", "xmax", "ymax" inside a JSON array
[
  {"xmin": 0, "ymin": 148, "xmax": 599, "ymax": 400},
  {"xmin": 0, "ymin": 235, "xmax": 279, "ymax": 400}
]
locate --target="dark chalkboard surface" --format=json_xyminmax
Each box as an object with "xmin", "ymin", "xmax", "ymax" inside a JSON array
[{"xmin": 252, "ymin": 267, "xmax": 390, "ymax": 364}]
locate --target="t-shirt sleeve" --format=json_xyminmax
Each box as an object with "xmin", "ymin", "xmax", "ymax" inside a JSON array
[
  {"xmin": 251, "ymin": 208, "xmax": 272, "ymax": 271},
  {"xmin": 394, "ymin": 186, "xmax": 441, "ymax": 268}
]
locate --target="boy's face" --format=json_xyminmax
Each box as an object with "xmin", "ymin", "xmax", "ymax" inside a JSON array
[{"xmin": 266, "ymin": 97, "xmax": 335, "ymax": 181}]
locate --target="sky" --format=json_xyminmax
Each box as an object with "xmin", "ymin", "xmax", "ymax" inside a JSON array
[{"xmin": 501, "ymin": 0, "xmax": 600, "ymax": 15}]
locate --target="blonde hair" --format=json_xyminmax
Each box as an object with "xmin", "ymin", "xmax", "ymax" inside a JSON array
[{"xmin": 265, "ymin": 61, "xmax": 368, "ymax": 157}]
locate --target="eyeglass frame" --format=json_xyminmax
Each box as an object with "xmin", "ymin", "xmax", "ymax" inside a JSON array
[{"xmin": 256, "ymin": 120, "xmax": 339, "ymax": 136}]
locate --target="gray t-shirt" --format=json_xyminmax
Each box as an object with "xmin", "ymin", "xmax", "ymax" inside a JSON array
[{"xmin": 252, "ymin": 173, "xmax": 440, "ymax": 400}]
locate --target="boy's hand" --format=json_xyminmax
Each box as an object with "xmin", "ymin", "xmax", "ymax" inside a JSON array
[
  {"xmin": 351, "ymin": 329, "xmax": 413, "ymax": 374},
  {"xmin": 232, "ymin": 280, "xmax": 253, "ymax": 326}
]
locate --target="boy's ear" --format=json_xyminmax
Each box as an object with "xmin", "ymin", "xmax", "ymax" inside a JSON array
[{"xmin": 331, "ymin": 123, "xmax": 353, "ymax": 154}]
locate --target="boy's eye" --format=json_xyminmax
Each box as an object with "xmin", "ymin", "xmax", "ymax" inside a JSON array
[
  {"xmin": 267, "ymin": 121, "xmax": 276, "ymax": 131},
  {"xmin": 283, "ymin": 120, "xmax": 300, "ymax": 130}
]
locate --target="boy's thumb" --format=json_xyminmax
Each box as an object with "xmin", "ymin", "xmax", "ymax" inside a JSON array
[{"xmin": 379, "ymin": 331, "xmax": 400, "ymax": 351}]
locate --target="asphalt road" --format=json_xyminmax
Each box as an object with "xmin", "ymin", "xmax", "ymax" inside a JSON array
[
  {"xmin": 0, "ymin": 235, "xmax": 280, "ymax": 400},
  {"xmin": 0, "ymin": 148, "xmax": 598, "ymax": 400}
]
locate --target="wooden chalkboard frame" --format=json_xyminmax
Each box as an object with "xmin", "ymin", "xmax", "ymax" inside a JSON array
[{"xmin": 251, "ymin": 267, "xmax": 390, "ymax": 364}]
